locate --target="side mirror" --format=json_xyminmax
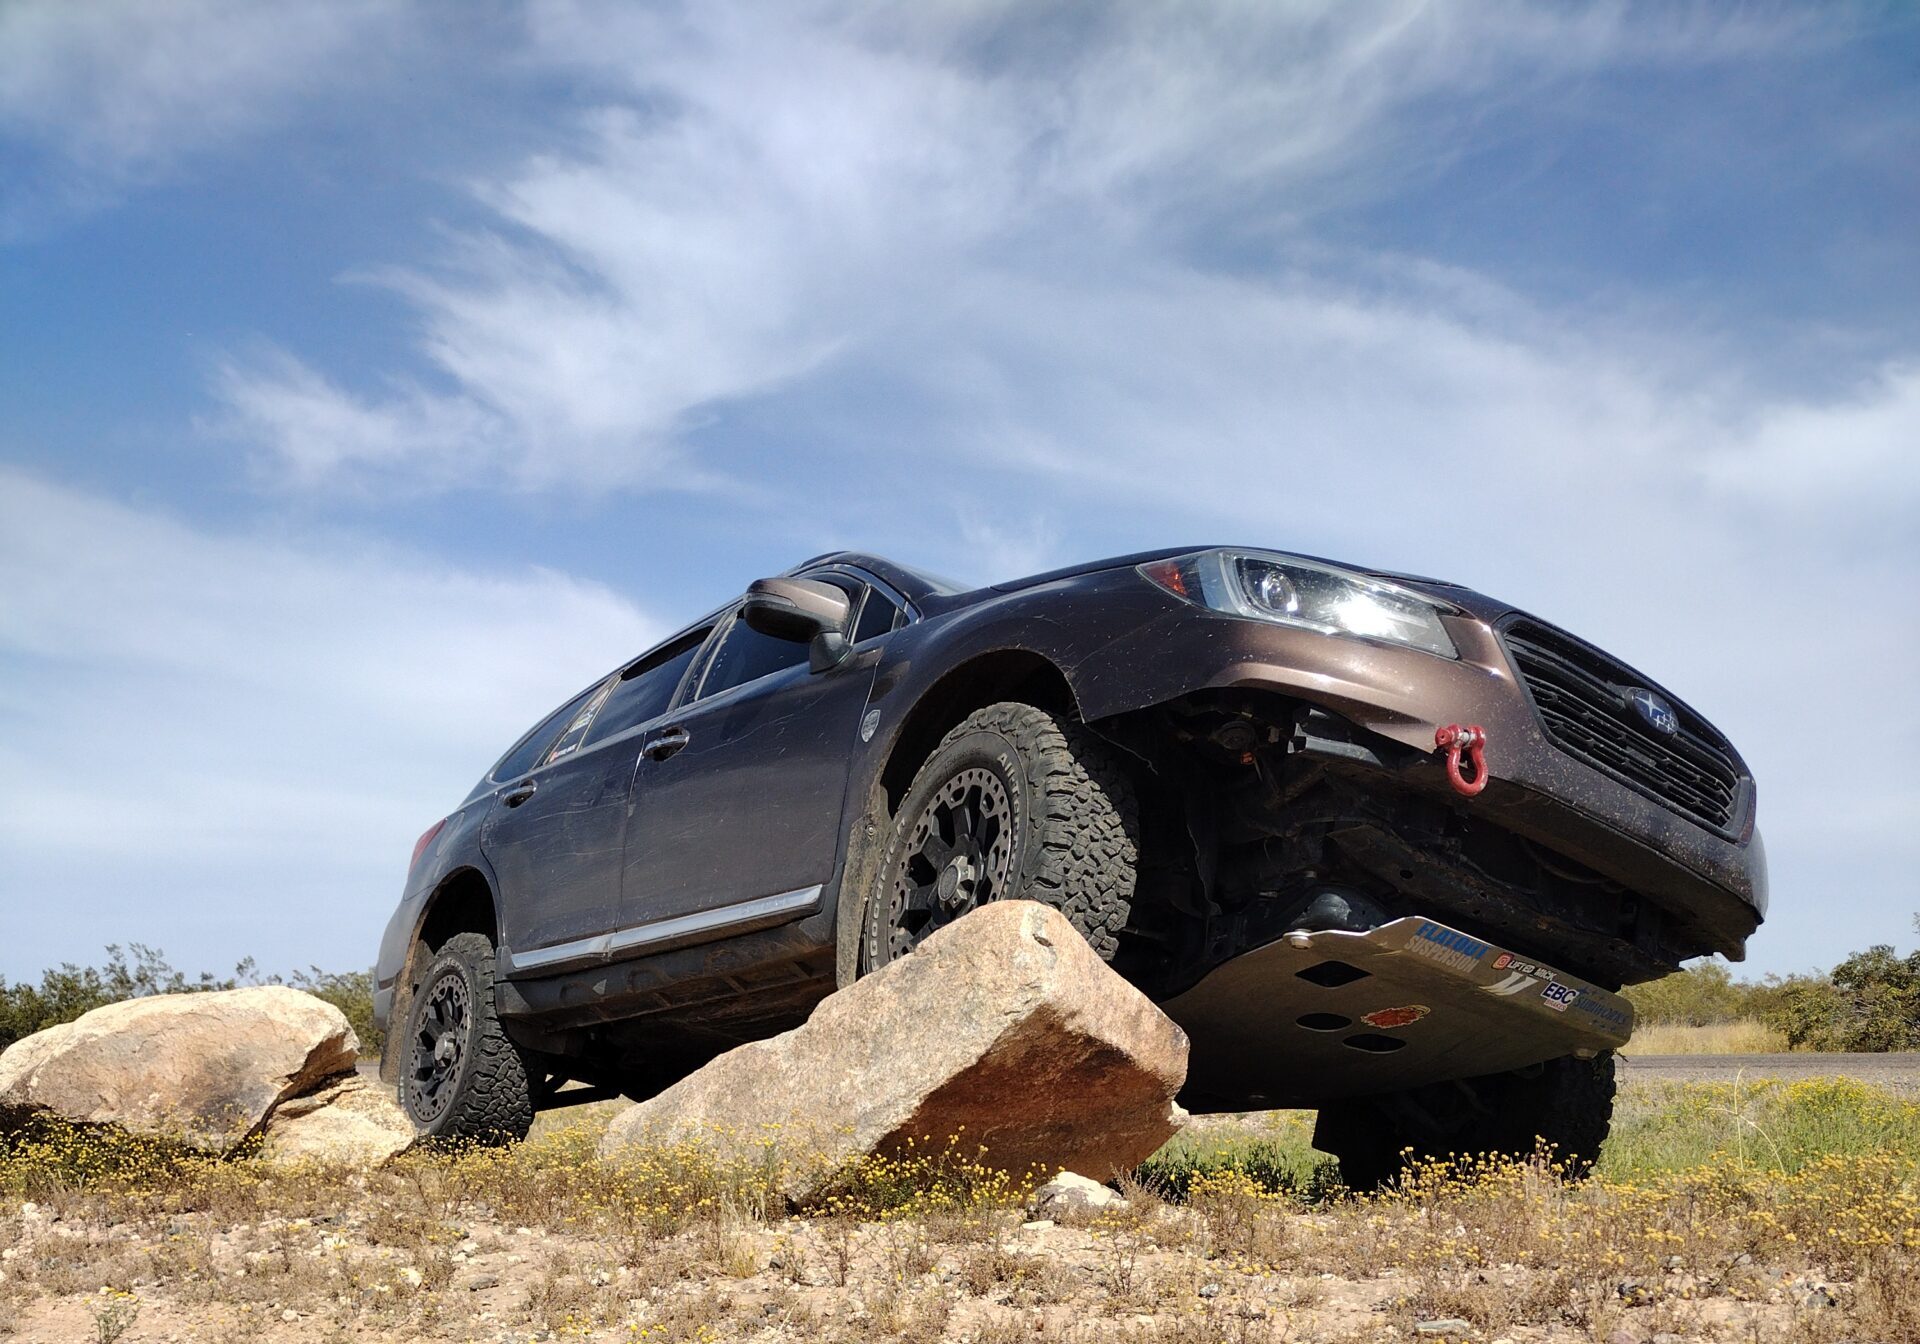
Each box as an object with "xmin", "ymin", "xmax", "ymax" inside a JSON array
[{"xmin": 741, "ymin": 577, "xmax": 854, "ymax": 671}]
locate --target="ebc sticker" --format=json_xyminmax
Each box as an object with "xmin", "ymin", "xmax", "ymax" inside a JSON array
[{"xmin": 1539, "ymin": 981, "xmax": 1580, "ymax": 1013}]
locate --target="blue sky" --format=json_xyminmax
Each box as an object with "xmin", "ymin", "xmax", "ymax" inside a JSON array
[{"xmin": 2, "ymin": 1, "xmax": 1916, "ymax": 983}]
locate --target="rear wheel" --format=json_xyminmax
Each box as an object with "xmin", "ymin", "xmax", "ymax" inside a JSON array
[
  {"xmin": 398, "ymin": 932, "xmax": 534, "ymax": 1144},
  {"xmin": 1316, "ymin": 1052, "xmax": 1617, "ymax": 1191},
  {"xmin": 861, "ymin": 701, "xmax": 1139, "ymax": 972}
]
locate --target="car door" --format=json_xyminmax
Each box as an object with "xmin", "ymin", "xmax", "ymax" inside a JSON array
[
  {"xmin": 616, "ymin": 576, "xmax": 896, "ymax": 941},
  {"xmin": 481, "ymin": 624, "xmax": 713, "ymax": 973},
  {"xmin": 479, "ymin": 675, "xmax": 628, "ymax": 969}
]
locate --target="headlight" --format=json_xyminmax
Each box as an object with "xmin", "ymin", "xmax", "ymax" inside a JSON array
[{"xmin": 1138, "ymin": 550, "xmax": 1459, "ymax": 659}]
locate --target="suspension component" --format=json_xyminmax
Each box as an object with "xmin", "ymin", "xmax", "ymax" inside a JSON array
[{"xmin": 1434, "ymin": 723, "xmax": 1488, "ymax": 797}]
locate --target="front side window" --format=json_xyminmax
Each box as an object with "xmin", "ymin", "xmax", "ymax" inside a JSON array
[
  {"xmin": 853, "ymin": 587, "xmax": 903, "ymax": 643},
  {"xmin": 697, "ymin": 615, "xmax": 810, "ymax": 700},
  {"xmin": 584, "ymin": 629, "xmax": 709, "ymax": 746}
]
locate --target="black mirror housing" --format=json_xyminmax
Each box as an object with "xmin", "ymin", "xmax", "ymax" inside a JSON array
[{"xmin": 742, "ymin": 577, "xmax": 852, "ymax": 645}]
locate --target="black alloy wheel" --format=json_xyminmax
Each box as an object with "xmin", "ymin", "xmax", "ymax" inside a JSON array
[
  {"xmin": 884, "ymin": 764, "xmax": 1019, "ymax": 960},
  {"xmin": 862, "ymin": 701, "xmax": 1140, "ymax": 973},
  {"xmin": 395, "ymin": 932, "xmax": 535, "ymax": 1143},
  {"xmin": 405, "ymin": 966, "xmax": 473, "ymax": 1126}
]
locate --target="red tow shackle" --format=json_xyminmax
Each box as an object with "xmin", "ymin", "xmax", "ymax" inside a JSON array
[{"xmin": 1434, "ymin": 723, "xmax": 1488, "ymax": 798}]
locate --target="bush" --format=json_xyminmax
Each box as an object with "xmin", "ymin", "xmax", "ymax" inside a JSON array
[
  {"xmin": 1624, "ymin": 961, "xmax": 1750, "ymax": 1026},
  {"xmin": 0, "ymin": 947, "xmax": 381, "ymax": 1058},
  {"xmin": 1626, "ymin": 917, "xmax": 1920, "ymax": 1053},
  {"xmin": 1754, "ymin": 947, "xmax": 1920, "ymax": 1052},
  {"xmin": 0, "ymin": 945, "xmax": 248, "ymax": 1052},
  {"xmin": 285, "ymin": 968, "xmax": 382, "ymax": 1058}
]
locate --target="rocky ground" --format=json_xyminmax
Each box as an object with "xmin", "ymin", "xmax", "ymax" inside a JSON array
[
  {"xmin": 4, "ymin": 1087, "xmax": 1915, "ymax": 1344},
  {"xmin": 0, "ymin": 1177, "xmax": 1889, "ymax": 1344}
]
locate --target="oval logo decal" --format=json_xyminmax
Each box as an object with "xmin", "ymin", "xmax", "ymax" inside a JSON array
[{"xmin": 1626, "ymin": 687, "xmax": 1679, "ymax": 736}]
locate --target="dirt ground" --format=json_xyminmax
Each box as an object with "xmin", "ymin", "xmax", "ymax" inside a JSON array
[
  {"xmin": 0, "ymin": 1191, "xmax": 1873, "ymax": 1344},
  {"xmin": 5, "ymin": 1073, "xmax": 1914, "ymax": 1343}
]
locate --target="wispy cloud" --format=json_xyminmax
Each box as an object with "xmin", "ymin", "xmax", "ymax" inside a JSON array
[
  {"xmin": 216, "ymin": 1, "xmax": 1818, "ymax": 495},
  {"xmin": 0, "ymin": 468, "xmax": 659, "ymax": 975},
  {"xmin": 0, "ymin": 0, "xmax": 407, "ymax": 233}
]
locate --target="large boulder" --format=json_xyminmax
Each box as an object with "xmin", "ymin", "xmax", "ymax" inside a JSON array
[
  {"xmin": 258, "ymin": 1074, "xmax": 417, "ymax": 1165},
  {"xmin": 0, "ymin": 985, "xmax": 358, "ymax": 1151},
  {"xmin": 600, "ymin": 900, "xmax": 1189, "ymax": 1200}
]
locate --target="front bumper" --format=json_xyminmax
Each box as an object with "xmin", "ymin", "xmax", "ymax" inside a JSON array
[
  {"xmin": 1164, "ymin": 915, "xmax": 1633, "ymax": 1111},
  {"xmin": 1071, "ymin": 577, "xmax": 1766, "ymax": 962}
]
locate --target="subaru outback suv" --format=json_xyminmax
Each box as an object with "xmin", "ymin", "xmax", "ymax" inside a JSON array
[{"xmin": 375, "ymin": 547, "xmax": 1765, "ymax": 1186}]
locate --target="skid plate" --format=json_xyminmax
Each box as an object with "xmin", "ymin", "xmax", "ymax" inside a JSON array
[{"xmin": 1162, "ymin": 916, "xmax": 1634, "ymax": 1111}]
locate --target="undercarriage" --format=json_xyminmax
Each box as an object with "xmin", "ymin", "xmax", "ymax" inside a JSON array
[{"xmin": 1105, "ymin": 691, "xmax": 1702, "ymax": 1005}]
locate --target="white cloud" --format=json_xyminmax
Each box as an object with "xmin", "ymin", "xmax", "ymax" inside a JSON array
[
  {"xmin": 218, "ymin": 1, "xmax": 1812, "ymax": 494},
  {"xmin": 0, "ymin": 469, "xmax": 659, "ymax": 977},
  {"xmin": 0, "ymin": 0, "xmax": 406, "ymax": 231}
]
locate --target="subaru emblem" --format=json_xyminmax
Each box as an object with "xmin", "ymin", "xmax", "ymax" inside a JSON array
[{"xmin": 1627, "ymin": 687, "xmax": 1679, "ymax": 735}]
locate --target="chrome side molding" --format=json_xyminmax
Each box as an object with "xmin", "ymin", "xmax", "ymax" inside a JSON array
[{"xmin": 509, "ymin": 884, "xmax": 823, "ymax": 974}]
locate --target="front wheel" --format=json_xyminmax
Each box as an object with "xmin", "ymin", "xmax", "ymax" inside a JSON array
[
  {"xmin": 1316, "ymin": 1052, "xmax": 1617, "ymax": 1191},
  {"xmin": 860, "ymin": 701, "xmax": 1139, "ymax": 973},
  {"xmin": 398, "ymin": 932, "xmax": 535, "ymax": 1144}
]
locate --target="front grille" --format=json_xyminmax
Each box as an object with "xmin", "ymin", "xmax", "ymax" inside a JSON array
[{"xmin": 1500, "ymin": 618, "xmax": 1742, "ymax": 833}]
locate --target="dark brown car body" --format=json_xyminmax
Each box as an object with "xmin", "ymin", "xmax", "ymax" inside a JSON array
[{"xmin": 374, "ymin": 547, "xmax": 1764, "ymax": 1112}]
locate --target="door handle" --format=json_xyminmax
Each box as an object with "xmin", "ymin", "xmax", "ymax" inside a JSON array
[
  {"xmin": 640, "ymin": 726, "xmax": 691, "ymax": 762},
  {"xmin": 502, "ymin": 780, "xmax": 537, "ymax": 807}
]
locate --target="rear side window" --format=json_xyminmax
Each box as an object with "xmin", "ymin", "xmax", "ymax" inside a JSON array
[
  {"xmin": 584, "ymin": 629, "xmax": 710, "ymax": 746},
  {"xmin": 544, "ymin": 681, "xmax": 615, "ymax": 764},
  {"xmin": 490, "ymin": 683, "xmax": 600, "ymax": 782}
]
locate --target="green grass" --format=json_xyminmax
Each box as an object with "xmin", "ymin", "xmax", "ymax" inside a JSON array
[
  {"xmin": 1598, "ymin": 1076, "xmax": 1920, "ymax": 1180},
  {"xmin": 1132, "ymin": 1077, "xmax": 1920, "ymax": 1197},
  {"xmin": 1134, "ymin": 1110, "xmax": 1337, "ymax": 1200}
]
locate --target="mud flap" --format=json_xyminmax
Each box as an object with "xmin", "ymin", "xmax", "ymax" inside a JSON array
[{"xmin": 1161, "ymin": 916, "xmax": 1633, "ymax": 1111}]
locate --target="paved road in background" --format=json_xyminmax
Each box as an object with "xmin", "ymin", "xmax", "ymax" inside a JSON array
[
  {"xmin": 364, "ymin": 1052, "xmax": 1920, "ymax": 1095},
  {"xmin": 1618, "ymin": 1051, "xmax": 1920, "ymax": 1094}
]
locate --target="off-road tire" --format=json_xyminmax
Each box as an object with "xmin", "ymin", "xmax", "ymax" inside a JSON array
[
  {"xmin": 398, "ymin": 932, "xmax": 534, "ymax": 1144},
  {"xmin": 1480, "ymin": 1050, "xmax": 1617, "ymax": 1177},
  {"xmin": 1317, "ymin": 1052, "xmax": 1617, "ymax": 1191},
  {"xmin": 861, "ymin": 701, "xmax": 1139, "ymax": 972}
]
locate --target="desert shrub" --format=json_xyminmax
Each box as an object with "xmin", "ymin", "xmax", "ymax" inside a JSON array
[
  {"xmin": 1623, "ymin": 960, "xmax": 1750, "ymax": 1026},
  {"xmin": 0, "ymin": 946, "xmax": 249, "ymax": 1051},
  {"xmin": 285, "ymin": 967, "xmax": 382, "ymax": 1057},
  {"xmin": 0, "ymin": 947, "xmax": 381, "ymax": 1056},
  {"xmin": 1750, "ymin": 946, "xmax": 1920, "ymax": 1051},
  {"xmin": 1628, "ymin": 918, "xmax": 1920, "ymax": 1053},
  {"xmin": 1134, "ymin": 1119, "xmax": 1338, "ymax": 1202}
]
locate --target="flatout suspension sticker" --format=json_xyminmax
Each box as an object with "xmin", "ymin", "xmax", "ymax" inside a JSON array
[
  {"xmin": 1360, "ymin": 1005, "xmax": 1431, "ymax": 1029},
  {"xmin": 1407, "ymin": 921, "xmax": 1488, "ymax": 973}
]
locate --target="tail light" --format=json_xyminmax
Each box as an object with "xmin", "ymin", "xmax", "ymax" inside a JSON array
[{"xmin": 409, "ymin": 818, "xmax": 448, "ymax": 876}]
